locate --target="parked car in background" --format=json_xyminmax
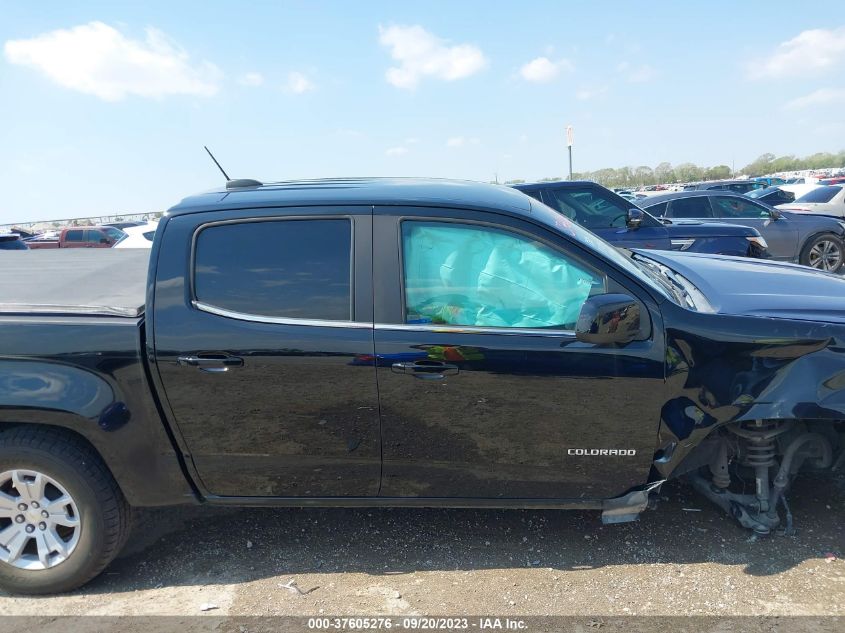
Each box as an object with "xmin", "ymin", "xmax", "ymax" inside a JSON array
[
  {"xmin": 512, "ymin": 181, "xmax": 769, "ymax": 258},
  {"xmin": 785, "ymin": 176, "xmax": 819, "ymax": 185},
  {"xmin": 104, "ymin": 221, "xmax": 146, "ymax": 230},
  {"xmin": 640, "ymin": 190, "xmax": 845, "ymax": 272},
  {"xmin": 777, "ymin": 185, "xmax": 845, "ymax": 218},
  {"xmin": 114, "ymin": 222, "xmax": 159, "ymax": 249},
  {"xmin": 751, "ymin": 177, "xmax": 786, "ymax": 187},
  {"xmin": 745, "ymin": 185, "xmax": 795, "ymax": 206},
  {"xmin": 818, "ymin": 177, "xmax": 845, "ymax": 186},
  {"xmin": 683, "ymin": 179, "xmax": 767, "ymax": 194},
  {"xmin": 0, "ymin": 232, "xmax": 29, "ymax": 250},
  {"xmin": 26, "ymin": 226, "xmax": 126, "ymax": 249}
]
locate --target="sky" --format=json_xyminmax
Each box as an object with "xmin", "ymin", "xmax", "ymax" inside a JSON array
[{"xmin": 1, "ymin": 1, "xmax": 844, "ymax": 223}]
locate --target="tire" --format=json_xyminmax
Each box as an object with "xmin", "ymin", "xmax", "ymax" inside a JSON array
[
  {"xmin": 0, "ymin": 426, "xmax": 129, "ymax": 594},
  {"xmin": 799, "ymin": 233, "xmax": 845, "ymax": 273}
]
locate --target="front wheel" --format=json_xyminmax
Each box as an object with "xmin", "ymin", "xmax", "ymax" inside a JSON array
[
  {"xmin": 0, "ymin": 427, "xmax": 129, "ymax": 594},
  {"xmin": 800, "ymin": 234, "xmax": 844, "ymax": 273}
]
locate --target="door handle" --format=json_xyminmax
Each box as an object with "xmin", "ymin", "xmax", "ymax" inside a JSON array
[
  {"xmin": 177, "ymin": 354, "xmax": 244, "ymax": 373},
  {"xmin": 391, "ymin": 360, "xmax": 459, "ymax": 379}
]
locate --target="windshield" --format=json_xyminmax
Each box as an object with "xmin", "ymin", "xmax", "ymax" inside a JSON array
[
  {"xmin": 746, "ymin": 186, "xmax": 778, "ymax": 199},
  {"xmin": 796, "ymin": 186, "xmax": 841, "ymax": 203}
]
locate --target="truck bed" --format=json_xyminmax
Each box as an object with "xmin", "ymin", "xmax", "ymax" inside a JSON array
[{"xmin": 0, "ymin": 249, "xmax": 149, "ymax": 317}]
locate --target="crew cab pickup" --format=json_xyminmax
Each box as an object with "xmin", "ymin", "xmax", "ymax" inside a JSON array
[
  {"xmin": 26, "ymin": 226, "xmax": 125, "ymax": 249},
  {"xmin": 512, "ymin": 181, "xmax": 770, "ymax": 258},
  {"xmin": 0, "ymin": 178, "xmax": 842, "ymax": 594}
]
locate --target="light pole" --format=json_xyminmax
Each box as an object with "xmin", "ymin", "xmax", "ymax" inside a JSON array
[{"xmin": 566, "ymin": 125, "xmax": 574, "ymax": 180}]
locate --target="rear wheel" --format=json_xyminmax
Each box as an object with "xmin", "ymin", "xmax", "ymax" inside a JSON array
[
  {"xmin": 800, "ymin": 234, "xmax": 844, "ymax": 273},
  {"xmin": 0, "ymin": 427, "xmax": 129, "ymax": 594}
]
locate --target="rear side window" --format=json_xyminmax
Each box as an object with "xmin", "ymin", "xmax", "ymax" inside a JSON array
[
  {"xmin": 194, "ymin": 219, "xmax": 352, "ymax": 321},
  {"xmin": 65, "ymin": 230, "xmax": 84, "ymax": 242},
  {"xmin": 797, "ymin": 186, "xmax": 841, "ymax": 203},
  {"xmin": 712, "ymin": 197, "xmax": 769, "ymax": 219}
]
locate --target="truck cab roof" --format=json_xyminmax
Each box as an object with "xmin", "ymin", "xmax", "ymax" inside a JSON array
[{"xmin": 168, "ymin": 177, "xmax": 533, "ymax": 216}]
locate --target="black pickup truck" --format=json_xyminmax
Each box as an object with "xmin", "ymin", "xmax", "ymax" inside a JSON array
[{"xmin": 1, "ymin": 178, "xmax": 843, "ymax": 594}]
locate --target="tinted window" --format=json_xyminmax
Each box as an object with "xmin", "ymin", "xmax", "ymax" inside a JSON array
[
  {"xmin": 746, "ymin": 186, "xmax": 778, "ymax": 199},
  {"xmin": 86, "ymin": 230, "xmax": 105, "ymax": 243},
  {"xmin": 103, "ymin": 227, "xmax": 124, "ymax": 241},
  {"xmin": 142, "ymin": 231, "xmax": 155, "ymax": 241},
  {"xmin": 712, "ymin": 197, "xmax": 769, "ymax": 219},
  {"xmin": 667, "ymin": 197, "xmax": 714, "ymax": 218},
  {"xmin": 645, "ymin": 201, "xmax": 668, "ymax": 216},
  {"xmin": 544, "ymin": 188, "xmax": 630, "ymax": 229},
  {"xmin": 65, "ymin": 230, "xmax": 84, "ymax": 242},
  {"xmin": 402, "ymin": 221, "xmax": 603, "ymax": 329},
  {"xmin": 796, "ymin": 186, "xmax": 841, "ymax": 203},
  {"xmin": 194, "ymin": 219, "xmax": 352, "ymax": 320}
]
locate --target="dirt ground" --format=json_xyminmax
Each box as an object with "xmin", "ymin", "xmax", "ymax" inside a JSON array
[{"xmin": 0, "ymin": 476, "xmax": 842, "ymax": 630}]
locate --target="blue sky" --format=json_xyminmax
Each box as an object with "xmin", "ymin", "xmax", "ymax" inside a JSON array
[{"xmin": 1, "ymin": 1, "xmax": 844, "ymax": 223}]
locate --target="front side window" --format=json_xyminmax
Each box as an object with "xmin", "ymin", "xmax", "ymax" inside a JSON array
[
  {"xmin": 194, "ymin": 219, "xmax": 352, "ymax": 320},
  {"xmin": 667, "ymin": 197, "xmax": 714, "ymax": 218},
  {"xmin": 402, "ymin": 221, "xmax": 603, "ymax": 329},
  {"xmin": 712, "ymin": 197, "xmax": 769, "ymax": 219}
]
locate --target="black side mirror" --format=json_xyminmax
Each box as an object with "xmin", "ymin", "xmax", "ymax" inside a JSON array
[
  {"xmin": 576, "ymin": 294, "xmax": 644, "ymax": 346},
  {"xmin": 626, "ymin": 208, "xmax": 644, "ymax": 229}
]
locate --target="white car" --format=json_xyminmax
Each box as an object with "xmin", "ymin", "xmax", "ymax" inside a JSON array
[
  {"xmin": 777, "ymin": 185, "xmax": 845, "ymax": 217},
  {"xmin": 114, "ymin": 222, "xmax": 158, "ymax": 249},
  {"xmin": 780, "ymin": 183, "xmax": 822, "ymax": 199}
]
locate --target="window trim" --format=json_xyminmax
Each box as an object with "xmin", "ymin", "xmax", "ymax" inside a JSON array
[
  {"xmin": 189, "ymin": 215, "xmax": 356, "ymax": 326},
  {"xmin": 396, "ymin": 216, "xmax": 607, "ymax": 335}
]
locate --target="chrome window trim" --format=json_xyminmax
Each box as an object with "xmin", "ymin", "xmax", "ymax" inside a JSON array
[
  {"xmin": 375, "ymin": 322, "xmax": 577, "ymax": 338},
  {"xmin": 194, "ymin": 300, "xmax": 577, "ymax": 337},
  {"xmin": 192, "ymin": 301, "xmax": 372, "ymax": 329}
]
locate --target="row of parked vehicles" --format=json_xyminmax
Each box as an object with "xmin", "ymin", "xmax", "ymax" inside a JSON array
[{"xmin": 0, "ymin": 221, "xmax": 159, "ymax": 250}]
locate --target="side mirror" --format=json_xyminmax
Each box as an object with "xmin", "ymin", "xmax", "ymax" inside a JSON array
[
  {"xmin": 576, "ymin": 294, "xmax": 643, "ymax": 346},
  {"xmin": 626, "ymin": 208, "xmax": 644, "ymax": 229},
  {"xmin": 769, "ymin": 209, "xmax": 782, "ymax": 220},
  {"xmin": 100, "ymin": 238, "xmax": 111, "ymax": 244}
]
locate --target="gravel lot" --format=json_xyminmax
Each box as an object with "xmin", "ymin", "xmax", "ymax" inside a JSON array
[{"xmin": 0, "ymin": 475, "xmax": 842, "ymax": 629}]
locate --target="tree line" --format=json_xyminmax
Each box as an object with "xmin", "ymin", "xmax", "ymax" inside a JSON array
[{"xmin": 504, "ymin": 150, "xmax": 845, "ymax": 188}]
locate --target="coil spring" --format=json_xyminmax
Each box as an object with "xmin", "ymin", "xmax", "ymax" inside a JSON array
[
  {"xmin": 744, "ymin": 439, "xmax": 777, "ymax": 468},
  {"xmin": 730, "ymin": 420, "xmax": 792, "ymax": 468}
]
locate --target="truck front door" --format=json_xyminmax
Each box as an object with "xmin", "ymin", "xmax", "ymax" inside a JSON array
[
  {"xmin": 372, "ymin": 207, "xmax": 666, "ymax": 500},
  {"xmin": 152, "ymin": 207, "xmax": 380, "ymax": 497}
]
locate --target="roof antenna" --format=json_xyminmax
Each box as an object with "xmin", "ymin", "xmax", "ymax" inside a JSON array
[{"xmin": 203, "ymin": 145, "xmax": 263, "ymax": 189}]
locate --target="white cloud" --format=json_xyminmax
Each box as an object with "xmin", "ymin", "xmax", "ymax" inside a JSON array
[
  {"xmin": 285, "ymin": 71, "xmax": 314, "ymax": 94},
  {"xmin": 385, "ymin": 146, "xmax": 408, "ymax": 156},
  {"xmin": 576, "ymin": 85, "xmax": 608, "ymax": 100},
  {"xmin": 785, "ymin": 88, "xmax": 845, "ymax": 110},
  {"xmin": 378, "ymin": 24, "xmax": 486, "ymax": 90},
  {"xmin": 752, "ymin": 26, "xmax": 845, "ymax": 78},
  {"xmin": 446, "ymin": 136, "xmax": 480, "ymax": 148},
  {"xmin": 519, "ymin": 56, "xmax": 573, "ymax": 83},
  {"xmin": 405, "ymin": 137, "xmax": 420, "ymax": 144},
  {"xmin": 3, "ymin": 21, "xmax": 221, "ymax": 101},
  {"xmin": 238, "ymin": 71, "xmax": 264, "ymax": 87},
  {"xmin": 627, "ymin": 64, "xmax": 656, "ymax": 83}
]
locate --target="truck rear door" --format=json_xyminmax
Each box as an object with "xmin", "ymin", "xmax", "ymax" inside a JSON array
[{"xmin": 151, "ymin": 207, "xmax": 380, "ymax": 498}]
